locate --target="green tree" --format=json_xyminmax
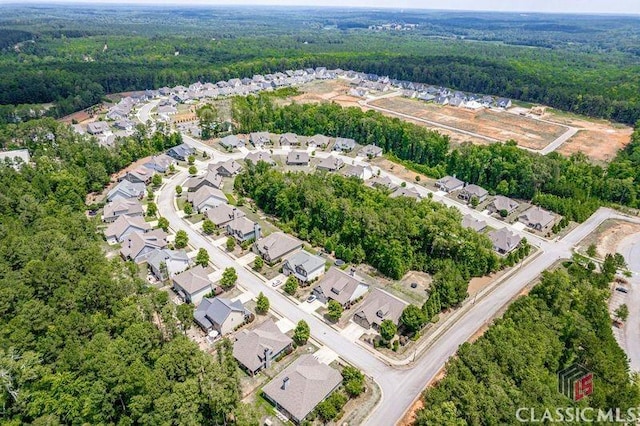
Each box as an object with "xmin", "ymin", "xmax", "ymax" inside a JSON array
[
  {"xmin": 188, "ymin": 165, "xmax": 197, "ymax": 175},
  {"xmin": 147, "ymin": 201, "xmax": 158, "ymax": 217},
  {"xmin": 195, "ymin": 248, "xmax": 210, "ymax": 267},
  {"xmin": 586, "ymin": 244, "xmax": 597, "ymax": 257},
  {"xmin": 175, "ymin": 230, "xmax": 189, "ymax": 249},
  {"xmin": 283, "ymin": 276, "xmax": 298, "ymax": 295},
  {"xmin": 184, "ymin": 202, "xmax": 193, "ymax": 216},
  {"xmin": 169, "ymin": 163, "xmax": 176, "ymax": 173},
  {"xmin": 188, "ymin": 155, "xmax": 196, "ymax": 165},
  {"xmin": 342, "ymin": 366, "xmax": 365, "ymax": 397},
  {"xmin": 202, "ymin": 219, "xmax": 215, "ymax": 235},
  {"xmin": 176, "ymin": 303, "xmax": 194, "ymax": 332},
  {"xmin": 615, "ymin": 304, "xmax": 629, "ymax": 322},
  {"xmin": 197, "ymin": 104, "xmax": 220, "ymax": 139},
  {"xmin": 220, "ymin": 267, "xmax": 238, "ymax": 289},
  {"xmin": 226, "ymin": 237, "xmax": 236, "ymax": 251},
  {"xmin": 293, "ymin": 320, "xmax": 310, "ymax": 345},
  {"xmin": 157, "ymin": 216, "xmax": 169, "ymax": 232},
  {"xmin": 379, "ymin": 319, "xmax": 397, "ymax": 343},
  {"xmin": 470, "ymin": 195, "xmax": 479, "ymax": 208},
  {"xmin": 400, "ymin": 305, "xmax": 426, "ymax": 335},
  {"xmin": 256, "ymin": 292, "xmax": 269, "ymax": 314},
  {"xmin": 253, "ymin": 256, "xmax": 264, "ymax": 270},
  {"xmin": 152, "ymin": 173, "xmax": 163, "ymax": 187},
  {"xmin": 175, "ymin": 185, "xmax": 183, "ymax": 196},
  {"xmin": 327, "ymin": 300, "xmax": 343, "ymax": 322}
]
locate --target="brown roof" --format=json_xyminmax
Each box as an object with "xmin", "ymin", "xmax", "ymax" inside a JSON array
[
  {"xmin": 233, "ymin": 319, "xmax": 293, "ymax": 373},
  {"xmin": 256, "ymin": 232, "xmax": 303, "ymax": 262},
  {"xmin": 262, "ymin": 354, "xmax": 342, "ymax": 423},
  {"xmin": 120, "ymin": 229, "xmax": 168, "ymax": 261},
  {"xmin": 354, "ymin": 288, "xmax": 408, "ymax": 328},
  {"xmin": 104, "ymin": 215, "xmax": 150, "ymax": 240},
  {"xmin": 315, "ymin": 267, "xmax": 369, "ymax": 306},
  {"xmin": 205, "ymin": 204, "xmax": 245, "ymax": 227},
  {"xmin": 103, "ymin": 198, "xmax": 143, "ymax": 220},
  {"xmin": 172, "ymin": 265, "xmax": 214, "ymax": 295}
]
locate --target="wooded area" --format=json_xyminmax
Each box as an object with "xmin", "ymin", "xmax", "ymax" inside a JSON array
[
  {"xmin": 0, "ymin": 120, "xmax": 252, "ymax": 424},
  {"xmin": 415, "ymin": 258, "xmax": 639, "ymax": 424}
]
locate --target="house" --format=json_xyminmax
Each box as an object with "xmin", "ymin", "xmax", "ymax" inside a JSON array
[
  {"xmin": 209, "ymin": 159, "xmax": 242, "ymax": 177},
  {"xmin": 283, "ymin": 251, "xmax": 326, "ymax": 283},
  {"xmin": 353, "ymin": 288, "xmax": 408, "ymax": 330},
  {"xmin": 333, "ymin": 137, "xmax": 356, "ymax": 152},
  {"xmin": 249, "ymin": 132, "xmax": 271, "ymax": 147},
  {"xmin": 167, "ymin": 143, "xmax": 195, "ymax": 161},
  {"xmin": 435, "ymin": 176, "xmax": 464, "ymax": 193},
  {"xmin": 187, "ymin": 186, "xmax": 227, "ymax": 213},
  {"xmin": 121, "ymin": 167, "xmax": 153, "ymax": 185},
  {"xmin": 496, "ymin": 98, "xmax": 512, "ymax": 109},
  {"xmin": 286, "ymin": 151, "xmax": 309, "ymax": 166},
  {"xmin": 104, "ymin": 215, "xmax": 150, "ymax": 244},
  {"xmin": 262, "ymin": 354, "xmax": 342, "ymax": 425},
  {"xmin": 147, "ymin": 248, "xmax": 191, "ymax": 281},
  {"xmin": 488, "ymin": 196, "xmax": 520, "ymax": 216},
  {"xmin": 465, "ymin": 100, "xmax": 484, "ymax": 110},
  {"xmin": 0, "ymin": 149, "xmax": 30, "ymax": 169},
  {"xmin": 194, "ymin": 297, "xmax": 249, "ymax": 335},
  {"xmin": 106, "ymin": 180, "xmax": 146, "ymax": 202},
  {"xmin": 102, "ymin": 198, "xmax": 144, "ymax": 223},
  {"xmin": 462, "ymin": 214, "xmax": 488, "ymax": 232},
  {"xmin": 344, "ymin": 165, "xmax": 374, "ymax": 180},
  {"xmin": 220, "ymin": 135, "xmax": 245, "ymax": 150},
  {"xmin": 279, "ymin": 133, "xmax": 300, "ymax": 146},
  {"xmin": 435, "ymin": 96, "xmax": 449, "ymax": 105},
  {"xmin": 255, "ymin": 232, "xmax": 303, "ymax": 264},
  {"xmin": 359, "ymin": 144, "xmax": 383, "ymax": 158},
  {"xmin": 390, "ymin": 186, "xmax": 421, "ymax": 199},
  {"xmin": 316, "ymin": 155, "xmax": 344, "ymax": 172},
  {"xmin": 143, "ymin": 154, "xmax": 175, "ymax": 173},
  {"xmin": 87, "ymin": 121, "xmax": 110, "ymax": 135},
  {"xmin": 488, "ymin": 228, "xmax": 522, "ymax": 254},
  {"xmin": 205, "ymin": 204, "xmax": 246, "ymax": 228},
  {"xmin": 172, "ymin": 265, "xmax": 218, "ymax": 304},
  {"xmin": 313, "ymin": 267, "xmax": 369, "ymax": 308},
  {"xmin": 113, "ymin": 119, "xmax": 134, "ymax": 131},
  {"xmin": 518, "ymin": 206, "xmax": 556, "ymax": 231},
  {"xmin": 157, "ymin": 105, "xmax": 178, "ymax": 116},
  {"xmin": 245, "ymin": 151, "xmax": 275, "ymax": 166},
  {"xmin": 120, "ymin": 229, "xmax": 169, "ymax": 263},
  {"xmin": 307, "ymin": 134, "xmax": 330, "ymax": 148},
  {"xmin": 184, "ymin": 171, "xmax": 223, "ymax": 192},
  {"xmin": 458, "ymin": 184, "xmax": 489, "ymax": 204},
  {"xmin": 227, "ymin": 216, "xmax": 261, "ymax": 242},
  {"xmin": 448, "ymin": 97, "xmax": 464, "ymax": 108},
  {"xmin": 233, "ymin": 319, "xmax": 293, "ymax": 376},
  {"xmin": 367, "ymin": 175, "xmax": 398, "ymax": 191}
]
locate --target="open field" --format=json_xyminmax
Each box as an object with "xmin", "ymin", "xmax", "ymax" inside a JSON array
[
  {"xmin": 542, "ymin": 110, "xmax": 633, "ymax": 162},
  {"xmin": 370, "ymin": 97, "xmax": 568, "ymax": 150},
  {"xmin": 577, "ymin": 219, "xmax": 640, "ymax": 259}
]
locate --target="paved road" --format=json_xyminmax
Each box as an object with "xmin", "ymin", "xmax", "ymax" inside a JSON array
[
  {"xmin": 616, "ymin": 234, "xmax": 640, "ymax": 372},
  {"xmin": 539, "ymin": 124, "xmax": 578, "ymax": 155}
]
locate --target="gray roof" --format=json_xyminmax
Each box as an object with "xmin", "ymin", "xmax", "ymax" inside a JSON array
[
  {"xmin": 436, "ymin": 176, "xmax": 464, "ymax": 192},
  {"xmin": 104, "ymin": 214, "xmax": 150, "ymax": 241},
  {"xmin": 359, "ymin": 144, "xmax": 383, "ymax": 157},
  {"xmin": 488, "ymin": 228, "xmax": 522, "ymax": 254},
  {"xmin": 120, "ymin": 229, "xmax": 168, "ymax": 261},
  {"xmin": 205, "ymin": 204, "xmax": 245, "ymax": 227},
  {"xmin": 103, "ymin": 198, "xmax": 143, "ymax": 220},
  {"xmin": 287, "ymin": 151, "xmax": 309, "ymax": 165},
  {"xmin": 256, "ymin": 232, "xmax": 303, "ymax": 263},
  {"xmin": 227, "ymin": 216, "xmax": 257, "ymax": 235},
  {"xmin": 250, "ymin": 132, "xmax": 271, "ymax": 145},
  {"xmin": 315, "ymin": 267, "xmax": 369, "ymax": 306},
  {"xmin": 279, "ymin": 133, "xmax": 299, "ymax": 145},
  {"xmin": 210, "ymin": 159, "xmax": 242, "ymax": 175},
  {"xmin": 262, "ymin": 354, "xmax": 342, "ymax": 423},
  {"xmin": 187, "ymin": 186, "xmax": 227, "ymax": 210},
  {"xmin": 147, "ymin": 249, "xmax": 190, "ymax": 275},
  {"xmin": 87, "ymin": 121, "xmax": 110, "ymax": 134},
  {"xmin": 367, "ymin": 175, "xmax": 397, "ymax": 191},
  {"xmin": 284, "ymin": 251, "xmax": 325, "ymax": 275},
  {"xmin": 0, "ymin": 149, "xmax": 30, "ymax": 164},
  {"xmin": 173, "ymin": 265, "xmax": 215, "ymax": 295},
  {"xmin": 233, "ymin": 319, "xmax": 293, "ymax": 373},
  {"xmin": 220, "ymin": 135, "xmax": 245, "ymax": 148},
  {"xmin": 143, "ymin": 154, "xmax": 175, "ymax": 172},
  {"xmin": 245, "ymin": 151, "xmax": 275, "ymax": 165},
  {"xmin": 316, "ymin": 155, "xmax": 344, "ymax": 171},
  {"xmin": 519, "ymin": 206, "xmax": 555, "ymax": 228},
  {"xmin": 168, "ymin": 143, "xmax": 195, "ymax": 159},
  {"xmin": 490, "ymin": 196, "xmax": 520, "ymax": 213},
  {"xmin": 307, "ymin": 134, "xmax": 329, "ymax": 147},
  {"xmin": 390, "ymin": 186, "xmax": 421, "ymax": 199},
  {"xmin": 107, "ymin": 180, "xmax": 146, "ymax": 201},
  {"xmin": 334, "ymin": 137, "xmax": 356, "ymax": 151},
  {"xmin": 354, "ymin": 288, "xmax": 408, "ymax": 328},
  {"xmin": 461, "ymin": 184, "xmax": 488, "ymax": 198},
  {"xmin": 185, "ymin": 171, "xmax": 223, "ymax": 190},
  {"xmin": 462, "ymin": 214, "xmax": 488, "ymax": 232},
  {"xmin": 194, "ymin": 297, "xmax": 247, "ymax": 330}
]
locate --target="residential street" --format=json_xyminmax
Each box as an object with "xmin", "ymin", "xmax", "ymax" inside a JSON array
[{"xmin": 152, "ymin": 125, "xmax": 640, "ymax": 425}]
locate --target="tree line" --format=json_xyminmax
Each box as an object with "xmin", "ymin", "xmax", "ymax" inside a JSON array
[
  {"xmin": 232, "ymin": 96, "xmax": 640, "ymax": 221},
  {"xmin": 414, "ymin": 257, "xmax": 638, "ymax": 425},
  {"xmin": 0, "ymin": 119, "xmax": 254, "ymax": 424}
]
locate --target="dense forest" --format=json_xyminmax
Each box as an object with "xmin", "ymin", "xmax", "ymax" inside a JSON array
[
  {"xmin": 232, "ymin": 97, "xmax": 640, "ymax": 221},
  {"xmin": 235, "ymin": 162, "xmax": 498, "ymax": 287},
  {"xmin": 0, "ymin": 120, "xmax": 253, "ymax": 424},
  {"xmin": 0, "ymin": 6, "xmax": 639, "ymax": 124},
  {"xmin": 414, "ymin": 258, "xmax": 639, "ymax": 424}
]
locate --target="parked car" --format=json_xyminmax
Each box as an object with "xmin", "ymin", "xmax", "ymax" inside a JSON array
[
  {"xmin": 272, "ymin": 279, "xmax": 282, "ymax": 287},
  {"xmin": 615, "ymin": 287, "xmax": 628, "ymax": 293},
  {"xmin": 307, "ymin": 294, "xmax": 317, "ymax": 303}
]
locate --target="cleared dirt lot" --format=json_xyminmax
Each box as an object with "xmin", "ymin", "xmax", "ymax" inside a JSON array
[
  {"xmin": 371, "ymin": 97, "xmax": 568, "ymax": 150},
  {"xmin": 543, "ymin": 111, "xmax": 633, "ymax": 162},
  {"xmin": 578, "ymin": 219, "xmax": 640, "ymax": 258}
]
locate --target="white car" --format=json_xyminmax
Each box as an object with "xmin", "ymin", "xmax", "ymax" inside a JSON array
[{"xmin": 272, "ymin": 279, "xmax": 282, "ymax": 287}]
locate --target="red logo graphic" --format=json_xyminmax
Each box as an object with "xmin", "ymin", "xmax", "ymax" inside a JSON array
[
  {"xmin": 573, "ymin": 372, "xmax": 593, "ymax": 401},
  {"xmin": 559, "ymin": 364, "xmax": 593, "ymax": 401}
]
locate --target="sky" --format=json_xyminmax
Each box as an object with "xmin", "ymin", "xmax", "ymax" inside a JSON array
[{"xmin": 8, "ymin": 0, "xmax": 640, "ymax": 15}]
